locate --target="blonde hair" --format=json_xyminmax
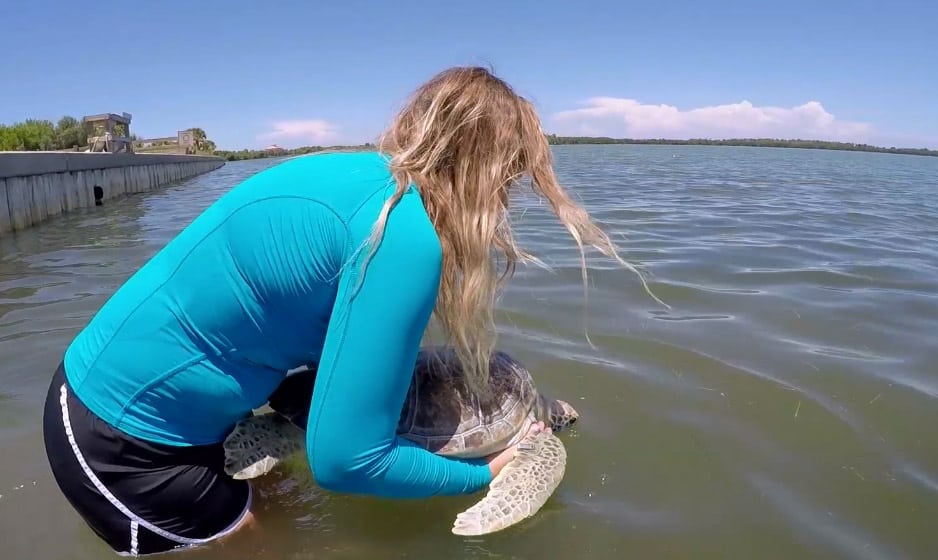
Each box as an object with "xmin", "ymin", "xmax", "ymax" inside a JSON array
[{"xmin": 366, "ymin": 66, "xmax": 665, "ymax": 400}]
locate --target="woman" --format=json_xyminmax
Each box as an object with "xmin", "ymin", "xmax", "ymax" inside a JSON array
[{"xmin": 42, "ymin": 66, "xmax": 646, "ymax": 556}]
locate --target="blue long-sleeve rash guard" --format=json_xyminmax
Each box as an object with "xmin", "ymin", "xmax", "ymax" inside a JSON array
[{"xmin": 63, "ymin": 151, "xmax": 493, "ymax": 497}]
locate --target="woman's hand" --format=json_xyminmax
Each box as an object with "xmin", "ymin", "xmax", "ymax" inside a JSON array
[{"xmin": 484, "ymin": 420, "xmax": 551, "ymax": 479}]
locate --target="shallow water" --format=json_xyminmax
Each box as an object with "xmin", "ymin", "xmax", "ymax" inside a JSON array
[{"xmin": 2, "ymin": 145, "xmax": 937, "ymax": 559}]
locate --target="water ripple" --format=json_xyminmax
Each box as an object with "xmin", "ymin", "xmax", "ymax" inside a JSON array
[
  {"xmin": 747, "ymin": 472, "xmax": 909, "ymax": 560},
  {"xmin": 2, "ymin": 147, "xmax": 938, "ymax": 558}
]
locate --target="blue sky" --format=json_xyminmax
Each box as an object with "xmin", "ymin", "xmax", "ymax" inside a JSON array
[{"xmin": 1, "ymin": 0, "xmax": 935, "ymax": 150}]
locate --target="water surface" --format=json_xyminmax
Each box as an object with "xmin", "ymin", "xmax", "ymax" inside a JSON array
[{"xmin": 2, "ymin": 145, "xmax": 937, "ymax": 559}]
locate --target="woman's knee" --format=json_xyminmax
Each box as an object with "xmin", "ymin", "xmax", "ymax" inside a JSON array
[
  {"xmin": 267, "ymin": 367, "xmax": 317, "ymax": 427},
  {"xmin": 216, "ymin": 509, "xmax": 258, "ymax": 544}
]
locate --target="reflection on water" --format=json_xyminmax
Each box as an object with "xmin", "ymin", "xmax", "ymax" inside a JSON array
[{"xmin": 2, "ymin": 146, "xmax": 938, "ymax": 559}]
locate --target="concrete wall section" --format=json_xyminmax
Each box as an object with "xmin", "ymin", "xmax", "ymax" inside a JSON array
[
  {"xmin": 0, "ymin": 152, "xmax": 225, "ymax": 234},
  {"xmin": 0, "ymin": 152, "xmax": 224, "ymax": 179},
  {"xmin": 0, "ymin": 178, "xmax": 10, "ymax": 234}
]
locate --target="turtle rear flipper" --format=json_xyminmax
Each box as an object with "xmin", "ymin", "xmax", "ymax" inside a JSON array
[
  {"xmin": 451, "ymin": 430, "xmax": 567, "ymax": 536},
  {"xmin": 223, "ymin": 412, "xmax": 306, "ymax": 480}
]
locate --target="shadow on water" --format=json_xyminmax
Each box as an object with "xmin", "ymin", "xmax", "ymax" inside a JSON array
[{"xmin": 2, "ymin": 147, "xmax": 938, "ymax": 559}]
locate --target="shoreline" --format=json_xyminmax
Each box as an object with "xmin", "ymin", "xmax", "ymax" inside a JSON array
[
  {"xmin": 212, "ymin": 137, "xmax": 938, "ymax": 162},
  {"xmin": 544, "ymin": 136, "xmax": 938, "ymax": 158},
  {"xmin": 7, "ymin": 138, "xmax": 932, "ymax": 164}
]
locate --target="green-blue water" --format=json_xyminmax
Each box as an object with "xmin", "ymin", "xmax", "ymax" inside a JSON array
[{"xmin": 2, "ymin": 145, "xmax": 937, "ymax": 559}]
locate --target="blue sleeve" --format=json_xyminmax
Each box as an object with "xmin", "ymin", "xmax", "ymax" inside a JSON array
[{"xmin": 305, "ymin": 189, "xmax": 493, "ymax": 498}]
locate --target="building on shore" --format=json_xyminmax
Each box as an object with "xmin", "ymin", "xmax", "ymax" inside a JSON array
[{"xmin": 83, "ymin": 112, "xmax": 134, "ymax": 153}]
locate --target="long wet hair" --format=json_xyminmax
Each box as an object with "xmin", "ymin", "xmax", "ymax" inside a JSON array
[{"xmin": 367, "ymin": 66, "xmax": 664, "ymax": 400}]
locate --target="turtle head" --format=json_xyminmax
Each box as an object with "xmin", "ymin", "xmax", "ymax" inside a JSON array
[{"xmin": 548, "ymin": 399, "xmax": 579, "ymax": 431}]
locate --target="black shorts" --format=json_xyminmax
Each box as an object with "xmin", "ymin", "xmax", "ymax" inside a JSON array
[{"xmin": 41, "ymin": 363, "xmax": 253, "ymax": 556}]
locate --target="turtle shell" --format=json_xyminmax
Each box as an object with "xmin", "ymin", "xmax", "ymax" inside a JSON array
[{"xmin": 396, "ymin": 346, "xmax": 542, "ymax": 458}]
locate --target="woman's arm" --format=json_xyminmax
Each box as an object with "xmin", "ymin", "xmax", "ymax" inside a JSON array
[{"xmin": 305, "ymin": 190, "xmax": 493, "ymax": 498}]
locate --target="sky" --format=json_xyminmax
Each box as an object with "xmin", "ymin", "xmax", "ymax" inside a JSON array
[{"xmin": 1, "ymin": 0, "xmax": 935, "ymax": 150}]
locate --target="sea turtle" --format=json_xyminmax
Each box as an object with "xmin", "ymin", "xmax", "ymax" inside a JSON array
[{"xmin": 222, "ymin": 346, "xmax": 579, "ymax": 536}]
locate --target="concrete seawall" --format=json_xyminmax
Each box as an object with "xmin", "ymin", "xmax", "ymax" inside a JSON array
[{"xmin": 0, "ymin": 152, "xmax": 225, "ymax": 235}]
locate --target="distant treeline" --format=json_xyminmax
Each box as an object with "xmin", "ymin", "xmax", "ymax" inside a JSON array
[
  {"xmin": 213, "ymin": 143, "xmax": 376, "ymax": 161},
  {"xmin": 0, "ymin": 116, "xmax": 97, "ymax": 151},
  {"xmin": 545, "ymin": 135, "xmax": 938, "ymax": 157},
  {"xmin": 8, "ymin": 114, "xmax": 933, "ymax": 161}
]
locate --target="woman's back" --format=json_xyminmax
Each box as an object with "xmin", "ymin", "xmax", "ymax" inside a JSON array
[{"xmin": 63, "ymin": 151, "xmax": 442, "ymax": 447}]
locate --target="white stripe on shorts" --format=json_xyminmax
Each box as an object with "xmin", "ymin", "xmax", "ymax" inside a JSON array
[{"xmin": 58, "ymin": 383, "xmax": 252, "ymax": 556}]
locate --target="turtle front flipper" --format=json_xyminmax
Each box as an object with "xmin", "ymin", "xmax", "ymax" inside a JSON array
[
  {"xmin": 451, "ymin": 430, "xmax": 567, "ymax": 536},
  {"xmin": 223, "ymin": 412, "xmax": 306, "ymax": 480}
]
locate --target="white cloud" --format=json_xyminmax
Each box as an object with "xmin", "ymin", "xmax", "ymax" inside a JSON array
[
  {"xmin": 551, "ymin": 98, "xmax": 873, "ymax": 142},
  {"xmin": 258, "ymin": 119, "xmax": 339, "ymax": 145}
]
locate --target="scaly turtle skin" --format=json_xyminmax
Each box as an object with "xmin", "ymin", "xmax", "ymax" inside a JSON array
[{"xmin": 222, "ymin": 346, "xmax": 579, "ymax": 536}]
